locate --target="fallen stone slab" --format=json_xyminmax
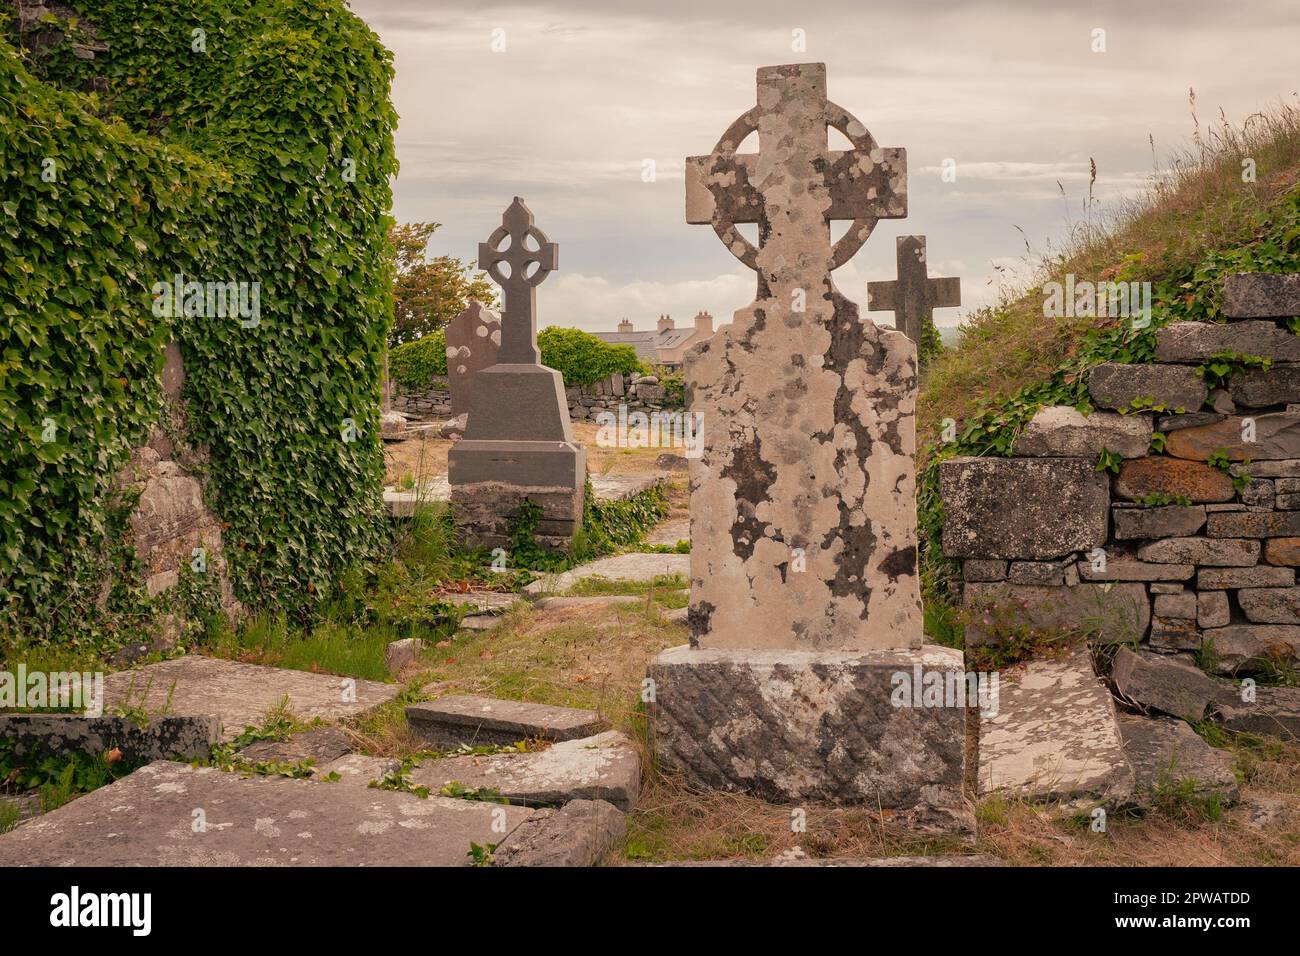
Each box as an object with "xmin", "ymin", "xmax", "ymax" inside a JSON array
[
  {"xmin": 635, "ymin": 853, "xmax": 1001, "ymax": 867},
  {"xmin": 1012, "ymin": 405, "xmax": 1151, "ymax": 459},
  {"xmin": 1116, "ymin": 715, "xmax": 1239, "ymax": 808},
  {"xmin": 978, "ymin": 649, "xmax": 1132, "ymax": 803},
  {"xmin": 1229, "ymin": 794, "xmax": 1295, "ymax": 831},
  {"xmin": 534, "ymin": 595, "xmax": 646, "ymax": 610},
  {"xmin": 456, "ymin": 615, "xmax": 501, "ymax": 632},
  {"xmin": 523, "ymin": 552, "xmax": 690, "ymax": 598},
  {"xmin": 386, "ymin": 475, "xmax": 659, "ymax": 518},
  {"xmin": 436, "ymin": 591, "xmax": 519, "ymax": 615},
  {"xmin": 1110, "ymin": 647, "xmax": 1235, "ymax": 723},
  {"xmin": 0, "ymin": 713, "xmax": 220, "ymax": 765},
  {"xmin": 1203, "ymin": 624, "xmax": 1300, "ymax": 676},
  {"xmin": 0, "ymin": 761, "xmax": 540, "ymax": 867},
  {"xmin": 237, "ymin": 726, "xmax": 353, "ymax": 766},
  {"xmin": 101, "ymin": 656, "xmax": 400, "ymax": 742},
  {"xmin": 406, "ymin": 695, "xmax": 605, "ymax": 750},
  {"xmin": 644, "ymin": 515, "xmax": 690, "ymax": 547},
  {"xmin": 939, "ymin": 457, "xmax": 1108, "ymax": 559},
  {"xmin": 590, "ymin": 475, "xmax": 660, "ymax": 502},
  {"xmin": 385, "ymin": 638, "xmax": 425, "ymax": 676},
  {"xmin": 409, "ymin": 731, "xmax": 641, "ymax": 811},
  {"xmin": 1217, "ymin": 686, "xmax": 1300, "ymax": 740},
  {"xmin": 492, "ymin": 798, "xmax": 627, "ymax": 867}
]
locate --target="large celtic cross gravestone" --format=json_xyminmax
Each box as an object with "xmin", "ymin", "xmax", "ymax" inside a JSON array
[
  {"xmin": 682, "ymin": 62, "xmax": 919, "ymax": 651},
  {"xmin": 448, "ymin": 198, "xmax": 585, "ymax": 551},
  {"xmin": 867, "ymin": 235, "xmax": 961, "ymax": 349},
  {"xmin": 650, "ymin": 64, "xmax": 966, "ymax": 814}
]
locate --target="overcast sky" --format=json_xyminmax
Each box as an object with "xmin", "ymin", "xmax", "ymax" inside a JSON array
[{"xmin": 350, "ymin": 0, "xmax": 1299, "ymax": 333}]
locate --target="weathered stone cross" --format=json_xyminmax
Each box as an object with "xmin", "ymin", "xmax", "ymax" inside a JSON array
[
  {"xmin": 867, "ymin": 235, "xmax": 961, "ymax": 345},
  {"xmin": 685, "ymin": 63, "xmax": 907, "ymax": 283},
  {"xmin": 477, "ymin": 197, "xmax": 557, "ymax": 365}
]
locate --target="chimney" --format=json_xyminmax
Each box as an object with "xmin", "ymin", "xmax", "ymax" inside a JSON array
[
  {"xmin": 657, "ymin": 313, "xmax": 674, "ymax": 332},
  {"xmin": 693, "ymin": 310, "xmax": 714, "ymax": 336},
  {"xmin": 617, "ymin": 318, "xmax": 633, "ymax": 333}
]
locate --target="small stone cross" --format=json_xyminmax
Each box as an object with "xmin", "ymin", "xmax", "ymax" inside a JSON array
[
  {"xmin": 867, "ymin": 236, "xmax": 960, "ymax": 345},
  {"xmin": 477, "ymin": 197, "xmax": 557, "ymax": 364}
]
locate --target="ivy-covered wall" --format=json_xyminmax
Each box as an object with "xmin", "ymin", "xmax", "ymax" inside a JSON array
[{"xmin": 1, "ymin": 1, "xmax": 399, "ymax": 639}]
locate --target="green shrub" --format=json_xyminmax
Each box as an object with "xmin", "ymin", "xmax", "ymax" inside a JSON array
[
  {"xmin": 2, "ymin": 0, "xmax": 398, "ymax": 638},
  {"xmin": 390, "ymin": 331, "xmax": 448, "ymax": 389},
  {"xmin": 539, "ymin": 327, "xmax": 644, "ymax": 386}
]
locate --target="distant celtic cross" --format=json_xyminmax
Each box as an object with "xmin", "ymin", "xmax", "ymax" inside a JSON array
[
  {"xmin": 477, "ymin": 197, "xmax": 557, "ymax": 364},
  {"xmin": 868, "ymin": 235, "xmax": 961, "ymax": 345},
  {"xmin": 685, "ymin": 63, "xmax": 907, "ymax": 291}
]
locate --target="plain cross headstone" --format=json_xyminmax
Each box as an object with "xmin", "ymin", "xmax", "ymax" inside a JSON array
[
  {"xmin": 448, "ymin": 198, "xmax": 584, "ymax": 550},
  {"xmin": 867, "ymin": 235, "xmax": 961, "ymax": 351},
  {"xmin": 444, "ymin": 299, "xmax": 502, "ymax": 418},
  {"xmin": 681, "ymin": 62, "xmax": 921, "ymax": 651}
]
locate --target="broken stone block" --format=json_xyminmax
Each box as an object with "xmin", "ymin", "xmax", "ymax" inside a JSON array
[
  {"xmin": 1155, "ymin": 321, "xmax": 1300, "ymax": 363},
  {"xmin": 962, "ymin": 582, "xmax": 1150, "ymax": 645},
  {"xmin": 238, "ymin": 726, "xmax": 352, "ymax": 766},
  {"xmin": 1011, "ymin": 405, "xmax": 1151, "ymax": 459},
  {"xmin": 1116, "ymin": 715, "xmax": 1239, "ymax": 807},
  {"xmin": 1237, "ymin": 587, "xmax": 1300, "ymax": 624},
  {"xmin": 1198, "ymin": 565, "xmax": 1295, "ymax": 588},
  {"xmin": 1110, "ymin": 647, "xmax": 1235, "ymax": 723},
  {"xmin": 1112, "ymin": 505, "xmax": 1206, "ymax": 540},
  {"xmin": 1203, "ymin": 625, "xmax": 1300, "ymax": 676},
  {"xmin": 406, "ymin": 695, "xmax": 605, "ymax": 750},
  {"xmin": 978, "ymin": 649, "xmax": 1132, "ymax": 802},
  {"xmin": 384, "ymin": 638, "xmax": 425, "ymax": 676},
  {"xmin": 1165, "ymin": 412, "xmax": 1300, "ymax": 461},
  {"xmin": 1217, "ymin": 685, "xmax": 1300, "ymax": 740},
  {"xmin": 1265, "ymin": 538, "xmax": 1300, "ymax": 566},
  {"xmin": 648, "ymin": 644, "xmax": 967, "ymax": 819},
  {"xmin": 1206, "ymin": 510, "xmax": 1300, "ymax": 538},
  {"xmin": 1135, "ymin": 537, "xmax": 1260, "ymax": 566},
  {"xmin": 408, "ymin": 731, "xmax": 641, "ymax": 811},
  {"xmin": 0, "ymin": 761, "xmax": 539, "ymax": 866},
  {"xmin": 1222, "ymin": 272, "xmax": 1300, "ymax": 318},
  {"xmin": 1231, "ymin": 364, "xmax": 1300, "ymax": 409},
  {"xmin": 1198, "ymin": 591, "xmax": 1230, "ymax": 629},
  {"xmin": 1113, "ymin": 457, "xmax": 1236, "ymax": 503},
  {"xmin": 940, "ymin": 457, "xmax": 1108, "ymax": 560},
  {"xmin": 1088, "ymin": 362, "xmax": 1207, "ymax": 413},
  {"xmin": 963, "ymin": 559, "xmax": 1008, "ymax": 582},
  {"xmin": 0, "ymin": 714, "xmax": 220, "ymax": 765},
  {"xmin": 492, "ymin": 798, "xmax": 626, "ymax": 867},
  {"xmin": 523, "ymin": 552, "xmax": 689, "ymax": 598}
]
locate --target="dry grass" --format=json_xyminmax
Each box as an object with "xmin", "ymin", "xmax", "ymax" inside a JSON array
[{"xmin": 919, "ymin": 95, "xmax": 1300, "ymax": 446}]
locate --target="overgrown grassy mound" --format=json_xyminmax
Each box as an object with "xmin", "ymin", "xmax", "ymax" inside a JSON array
[
  {"xmin": 918, "ymin": 101, "xmax": 1300, "ymax": 626},
  {"xmin": 1, "ymin": 1, "xmax": 398, "ymax": 642}
]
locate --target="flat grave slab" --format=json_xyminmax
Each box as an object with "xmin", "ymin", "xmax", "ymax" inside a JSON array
[
  {"xmin": 406, "ymin": 695, "xmax": 604, "ymax": 750},
  {"xmin": 978, "ymin": 649, "xmax": 1133, "ymax": 802},
  {"xmin": 523, "ymin": 552, "xmax": 689, "ymax": 598},
  {"xmin": 0, "ymin": 761, "xmax": 537, "ymax": 867},
  {"xmin": 644, "ymin": 515, "xmax": 690, "ymax": 547},
  {"xmin": 409, "ymin": 730, "xmax": 641, "ymax": 811},
  {"xmin": 102, "ymin": 656, "xmax": 400, "ymax": 742}
]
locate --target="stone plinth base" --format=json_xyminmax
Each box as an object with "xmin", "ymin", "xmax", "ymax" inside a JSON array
[
  {"xmin": 450, "ymin": 440, "xmax": 586, "ymax": 551},
  {"xmin": 648, "ymin": 644, "xmax": 971, "ymax": 827}
]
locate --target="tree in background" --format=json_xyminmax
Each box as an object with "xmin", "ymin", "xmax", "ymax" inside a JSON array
[{"xmin": 389, "ymin": 222, "xmax": 497, "ymax": 346}]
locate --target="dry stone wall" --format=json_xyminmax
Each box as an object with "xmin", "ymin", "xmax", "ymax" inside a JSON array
[{"xmin": 941, "ymin": 273, "xmax": 1300, "ymax": 674}]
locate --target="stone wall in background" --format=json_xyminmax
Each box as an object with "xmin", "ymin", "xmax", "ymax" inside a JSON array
[
  {"xmin": 940, "ymin": 273, "xmax": 1300, "ymax": 675},
  {"xmin": 393, "ymin": 371, "xmax": 683, "ymax": 424}
]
